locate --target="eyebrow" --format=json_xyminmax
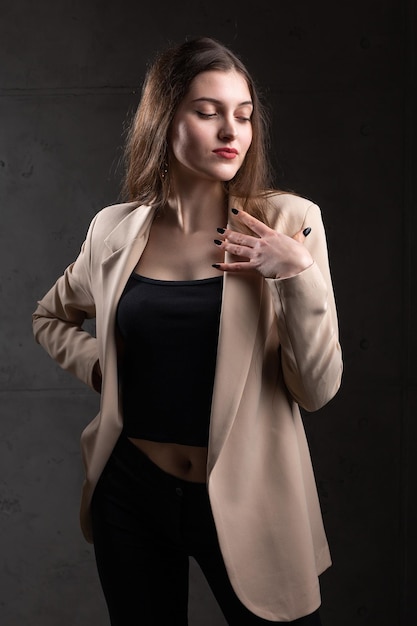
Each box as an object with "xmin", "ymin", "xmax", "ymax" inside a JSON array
[{"xmin": 191, "ymin": 97, "xmax": 253, "ymax": 107}]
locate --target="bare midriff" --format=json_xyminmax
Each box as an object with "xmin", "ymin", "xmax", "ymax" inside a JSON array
[{"xmin": 128, "ymin": 437, "xmax": 208, "ymax": 483}]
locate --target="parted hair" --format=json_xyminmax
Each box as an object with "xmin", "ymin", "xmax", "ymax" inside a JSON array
[{"xmin": 122, "ymin": 36, "xmax": 276, "ymax": 221}]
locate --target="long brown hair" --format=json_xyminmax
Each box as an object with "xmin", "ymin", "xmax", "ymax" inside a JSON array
[{"xmin": 122, "ymin": 37, "xmax": 277, "ymax": 221}]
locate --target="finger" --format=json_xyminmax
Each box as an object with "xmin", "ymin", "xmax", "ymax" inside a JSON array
[
  {"xmin": 214, "ymin": 237, "xmax": 254, "ymax": 260},
  {"xmin": 212, "ymin": 261, "xmax": 253, "ymax": 273},
  {"xmin": 217, "ymin": 228, "xmax": 257, "ymax": 248},
  {"xmin": 230, "ymin": 208, "xmax": 271, "ymax": 238},
  {"xmin": 292, "ymin": 226, "xmax": 312, "ymax": 243}
]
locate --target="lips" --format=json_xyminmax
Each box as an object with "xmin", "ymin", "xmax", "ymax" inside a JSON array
[{"xmin": 213, "ymin": 148, "xmax": 238, "ymax": 160}]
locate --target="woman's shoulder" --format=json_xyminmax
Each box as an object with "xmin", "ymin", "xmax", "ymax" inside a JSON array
[
  {"xmin": 91, "ymin": 200, "xmax": 142, "ymax": 233},
  {"xmin": 262, "ymin": 190, "xmax": 321, "ymax": 232},
  {"xmin": 265, "ymin": 190, "xmax": 318, "ymax": 213},
  {"xmin": 84, "ymin": 202, "xmax": 148, "ymax": 240}
]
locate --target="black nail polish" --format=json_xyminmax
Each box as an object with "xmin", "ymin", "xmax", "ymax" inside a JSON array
[
  {"xmin": 214, "ymin": 239, "xmax": 222, "ymax": 246},
  {"xmin": 217, "ymin": 227, "xmax": 225, "ymax": 234},
  {"xmin": 212, "ymin": 263, "xmax": 220, "ymax": 268},
  {"xmin": 231, "ymin": 208, "xmax": 239, "ymax": 214},
  {"xmin": 303, "ymin": 227, "xmax": 312, "ymax": 236}
]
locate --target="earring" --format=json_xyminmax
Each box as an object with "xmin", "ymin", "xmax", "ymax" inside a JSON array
[{"xmin": 161, "ymin": 160, "xmax": 168, "ymax": 179}]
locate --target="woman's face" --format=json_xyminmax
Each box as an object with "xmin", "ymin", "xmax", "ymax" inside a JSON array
[{"xmin": 169, "ymin": 70, "xmax": 253, "ymax": 184}]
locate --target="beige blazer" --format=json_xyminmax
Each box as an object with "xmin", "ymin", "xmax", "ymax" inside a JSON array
[{"xmin": 33, "ymin": 192, "xmax": 342, "ymax": 621}]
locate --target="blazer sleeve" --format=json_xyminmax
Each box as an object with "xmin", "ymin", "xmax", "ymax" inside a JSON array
[
  {"xmin": 266, "ymin": 203, "xmax": 343, "ymax": 411},
  {"xmin": 32, "ymin": 214, "xmax": 100, "ymax": 391}
]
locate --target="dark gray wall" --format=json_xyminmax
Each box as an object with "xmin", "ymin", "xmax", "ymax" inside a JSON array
[{"xmin": 1, "ymin": 0, "xmax": 415, "ymax": 624}]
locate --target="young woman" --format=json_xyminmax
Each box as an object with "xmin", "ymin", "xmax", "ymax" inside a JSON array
[{"xmin": 33, "ymin": 36, "xmax": 342, "ymax": 625}]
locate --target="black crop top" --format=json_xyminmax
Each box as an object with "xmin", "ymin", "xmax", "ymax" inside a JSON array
[{"xmin": 116, "ymin": 273, "xmax": 223, "ymax": 446}]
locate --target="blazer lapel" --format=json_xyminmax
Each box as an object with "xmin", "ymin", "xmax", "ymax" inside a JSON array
[
  {"xmin": 208, "ymin": 261, "xmax": 264, "ymax": 476},
  {"xmin": 100, "ymin": 204, "xmax": 156, "ymax": 355}
]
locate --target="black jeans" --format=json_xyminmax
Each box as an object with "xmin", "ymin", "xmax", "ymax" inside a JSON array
[{"xmin": 91, "ymin": 435, "xmax": 322, "ymax": 626}]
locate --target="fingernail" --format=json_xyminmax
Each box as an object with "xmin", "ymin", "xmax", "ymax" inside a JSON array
[
  {"xmin": 212, "ymin": 263, "xmax": 221, "ymax": 268},
  {"xmin": 303, "ymin": 227, "xmax": 311, "ymax": 236},
  {"xmin": 214, "ymin": 239, "xmax": 222, "ymax": 246},
  {"xmin": 231, "ymin": 208, "xmax": 239, "ymax": 214},
  {"xmin": 217, "ymin": 227, "xmax": 225, "ymax": 234}
]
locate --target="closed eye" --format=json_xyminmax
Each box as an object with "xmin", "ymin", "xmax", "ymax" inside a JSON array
[{"xmin": 196, "ymin": 111, "xmax": 217, "ymax": 119}]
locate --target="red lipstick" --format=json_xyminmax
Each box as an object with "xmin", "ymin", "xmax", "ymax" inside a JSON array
[{"xmin": 213, "ymin": 148, "xmax": 238, "ymax": 159}]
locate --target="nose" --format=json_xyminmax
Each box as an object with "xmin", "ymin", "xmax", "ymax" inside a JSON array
[{"xmin": 219, "ymin": 116, "xmax": 238, "ymax": 141}]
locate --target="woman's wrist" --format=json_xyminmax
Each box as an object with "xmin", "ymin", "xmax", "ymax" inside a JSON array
[{"xmin": 274, "ymin": 258, "xmax": 314, "ymax": 280}]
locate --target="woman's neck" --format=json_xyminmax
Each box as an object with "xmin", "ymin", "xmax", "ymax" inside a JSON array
[{"xmin": 165, "ymin": 179, "xmax": 228, "ymax": 234}]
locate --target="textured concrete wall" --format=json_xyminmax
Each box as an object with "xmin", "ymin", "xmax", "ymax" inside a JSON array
[{"xmin": 0, "ymin": 0, "xmax": 415, "ymax": 624}]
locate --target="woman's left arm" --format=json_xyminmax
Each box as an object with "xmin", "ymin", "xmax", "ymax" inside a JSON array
[{"xmin": 214, "ymin": 204, "xmax": 343, "ymax": 411}]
